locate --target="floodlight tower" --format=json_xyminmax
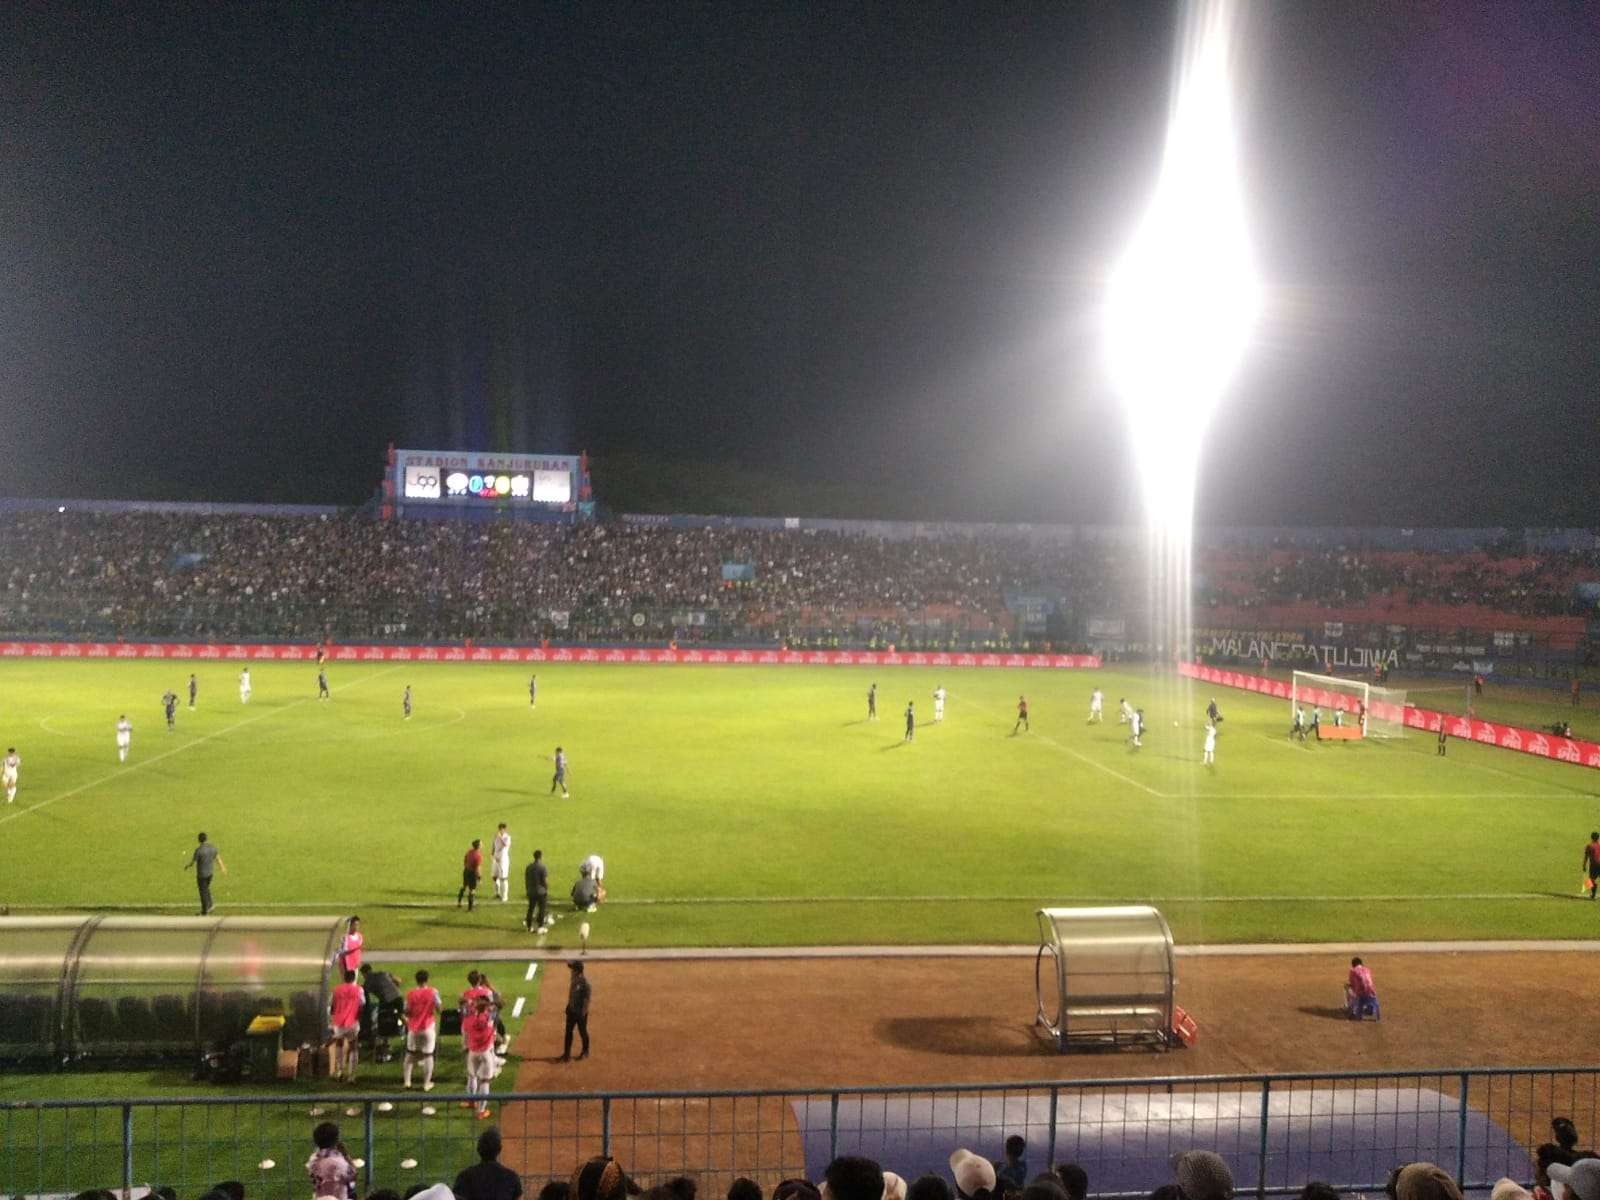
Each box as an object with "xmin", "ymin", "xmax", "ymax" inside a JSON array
[{"xmin": 1105, "ymin": 0, "xmax": 1259, "ymax": 673}]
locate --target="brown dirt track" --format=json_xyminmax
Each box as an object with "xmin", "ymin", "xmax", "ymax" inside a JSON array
[{"xmin": 500, "ymin": 951, "xmax": 1600, "ymax": 1187}]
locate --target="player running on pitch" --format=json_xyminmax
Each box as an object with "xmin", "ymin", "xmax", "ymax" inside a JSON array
[
  {"xmin": 162, "ymin": 690, "xmax": 178, "ymax": 731},
  {"xmin": 1291, "ymin": 705, "xmax": 1307, "ymax": 741},
  {"xmin": 528, "ymin": 674, "xmax": 537, "ymax": 708},
  {"xmin": 1012, "ymin": 695, "xmax": 1029, "ymax": 734},
  {"xmin": 317, "ymin": 668, "xmax": 330, "ymax": 701},
  {"xmin": 903, "ymin": 700, "xmax": 915, "ymax": 742},
  {"xmin": 933, "ymin": 685, "xmax": 947, "ymax": 723},
  {"xmin": 116, "ymin": 715, "xmax": 133, "ymax": 763},
  {"xmin": 550, "ymin": 747, "xmax": 570, "ymax": 797},
  {"xmin": 1203, "ymin": 721, "xmax": 1217, "ymax": 766},
  {"xmin": 2, "ymin": 747, "xmax": 19, "ymax": 803},
  {"xmin": 403, "ymin": 686, "xmax": 413, "ymax": 720},
  {"xmin": 188, "ymin": 674, "xmax": 198, "ymax": 709},
  {"xmin": 1128, "ymin": 708, "xmax": 1145, "ymax": 749},
  {"xmin": 239, "ymin": 668, "xmax": 251, "ymax": 704},
  {"xmin": 1119, "ymin": 697, "xmax": 1134, "ymax": 724},
  {"xmin": 1088, "ymin": 688, "xmax": 1104, "ymax": 723},
  {"xmin": 867, "ymin": 683, "xmax": 877, "ymax": 721}
]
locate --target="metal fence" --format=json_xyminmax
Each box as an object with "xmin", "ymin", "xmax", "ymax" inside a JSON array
[{"xmin": 4, "ymin": 1068, "xmax": 1595, "ymax": 1200}]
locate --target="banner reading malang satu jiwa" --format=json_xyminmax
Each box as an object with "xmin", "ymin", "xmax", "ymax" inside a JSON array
[
  {"xmin": 1180, "ymin": 661, "xmax": 1600, "ymax": 770},
  {"xmin": 0, "ymin": 641, "xmax": 1100, "ymax": 670}
]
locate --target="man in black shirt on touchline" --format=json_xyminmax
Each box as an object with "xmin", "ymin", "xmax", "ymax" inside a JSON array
[{"xmin": 525, "ymin": 849, "xmax": 550, "ymax": 933}]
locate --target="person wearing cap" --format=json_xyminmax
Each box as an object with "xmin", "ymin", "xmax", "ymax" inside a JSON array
[
  {"xmin": 1549, "ymin": 1160, "xmax": 1600, "ymax": 1200},
  {"xmin": 560, "ymin": 961, "xmax": 591, "ymax": 1061},
  {"xmin": 951, "ymin": 1149, "xmax": 997, "ymax": 1200},
  {"xmin": 1172, "ymin": 1150, "xmax": 1234, "ymax": 1200}
]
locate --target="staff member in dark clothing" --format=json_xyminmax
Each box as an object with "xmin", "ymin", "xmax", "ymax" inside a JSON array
[
  {"xmin": 1437, "ymin": 726, "xmax": 1448, "ymax": 757},
  {"xmin": 453, "ymin": 1127, "xmax": 523, "ymax": 1200},
  {"xmin": 1583, "ymin": 833, "xmax": 1600, "ymax": 901},
  {"xmin": 184, "ymin": 831, "xmax": 226, "ymax": 915},
  {"xmin": 559, "ymin": 961, "xmax": 591, "ymax": 1061},
  {"xmin": 525, "ymin": 849, "xmax": 550, "ymax": 933}
]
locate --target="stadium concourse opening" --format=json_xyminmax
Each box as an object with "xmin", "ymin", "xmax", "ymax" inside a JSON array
[{"xmin": 0, "ymin": 915, "xmax": 345, "ymax": 1069}]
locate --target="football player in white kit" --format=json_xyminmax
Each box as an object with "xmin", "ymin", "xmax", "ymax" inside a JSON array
[
  {"xmin": 1119, "ymin": 697, "xmax": 1134, "ymax": 724},
  {"xmin": 238, "ymin": 668, "xmax": 252, "ymax": 704},
  {"xmin": 932, "ymin": 685, "xmax": 947, "ymax": 723},
  {"xmin": 116, "ymin": 715, "xmax": 133, "ymax": 763},
  {"xmin": 1088, "ymin": 688, "xmax": 1104, "ymax": 723},
  {"xmin": 490, "ymin": 823, "xmax": 512, "ymax": 902},
  {"xmin": 1203, "ymin": 721, "xmax": 1217, "ymax": 765},
  {"xmin": 2, "ymin": 747, "xmax": 19, "ymax": 803}
]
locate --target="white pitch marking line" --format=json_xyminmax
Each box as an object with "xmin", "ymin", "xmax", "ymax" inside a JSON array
[
  {"xmin": 0, "ymin": 665, "xmax": 405, "ymax": 828},
  {"xmin": 37, "ymin": 715, "xmax": 71, "ymax": 738},
  {"xmin": 524, "ymin": 962, "xmax": 538, "ymax": 981},
  {"xmin": 511, "ymin": 996, "xmax": 526, "ymax": 1019},
  {"xmin": 956, "ymin": 693, "xmax": 1165, "ymax": 796}
]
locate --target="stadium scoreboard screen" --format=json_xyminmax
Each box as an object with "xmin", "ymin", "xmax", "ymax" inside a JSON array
[{"xmin": 390, "ymin": 449, "xmax": 591, "ymax": 517}]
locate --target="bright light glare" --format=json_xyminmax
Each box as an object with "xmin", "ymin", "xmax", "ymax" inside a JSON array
[{"xmin": 1105, "ymin": 0, "xmax": 1258, "ymax": 531}]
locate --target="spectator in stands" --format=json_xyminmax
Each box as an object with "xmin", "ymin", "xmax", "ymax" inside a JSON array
[
  {"xmin": 772, "ymin": 1182, "xmax": 822, "ymax": 1200},
  {"xmin": 1394, "ymin": 1164, "xmax": 1462, "ymax": 1200},
  {"xmin": 212, "ymin": 1183, "xmax": 246, "ymax": 1200},
  {"xmin": 1020, "ymin": 1178, "xmax": 1067, "ymax": 1200},
  {"xmin": 883, "ymin": 1176, "xmax": 909, "ymax": 1200},
  {"xmin": 306, "ymin": 1121, "xmax": 357, "ymax": 1200},
  {"xmin": 662, "ymin": 1180, "xmax": 695, "ymax": 1200},
  {"xmin": 1172, "ymin": 1150, "xmax": 1234, "ymax": 1200},
  {"xmin": 453, "ymin": 1126, "xmax": 523, "ymax": 1200},
  {"xmin": 823, "ymin": 1157, "xmax": 886, "ymax": 1200},
  {"xmin": 571, "ymin": 1156, "xmax": 636, "ymax": 1200},
  {"xmin": 996, "ymin": 1137, "xmax": 1029, "ymax": 1190},
  {"xmin": 1051, "ymin": 1165, "xmax": 1088, "ymax": 1200},
  {"xmin": 1550, "ymin": 1161, "xmax": 1600, "ymax": 1200},
  {"xmin": 1300, "ymin": 1185, "xmax": 1341, "ymax": 1200},
  {"xmin": 539, "ymin": 1184, "xmax": 573, "ymax": 1200},
  {"xmin": 951, "ymin": 1149, "xmax": 998, "ymax": 1200},
  {"xmin": 907, "ymin": 1178, "xmax": 953, "ymax": 1200},
  {"xmin": 728, "ymin": 1180, "xmax": 763, "ymax": 1200},
  {"xmin": 1492, "ymin": 1181, "xmax": 1533, "ymax": 1200}
]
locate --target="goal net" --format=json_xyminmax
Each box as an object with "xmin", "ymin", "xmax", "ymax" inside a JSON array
[{"xmin": 1291, "ymin": 670, "xmax": 1408, "ymax": 739}]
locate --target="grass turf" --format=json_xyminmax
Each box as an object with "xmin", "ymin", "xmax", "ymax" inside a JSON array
[{"xmin": 1, "ymin": 659, "xmax": 1598, "ymax": 953}]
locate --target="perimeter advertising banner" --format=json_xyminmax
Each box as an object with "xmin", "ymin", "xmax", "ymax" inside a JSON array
[
  {"xmin": 0, "ymin": 642, "xmax": 1101, "ymax": 670},
  {"xmin": 1179, "ymin": 661, "xmax": 1600, "ymax": 771}
]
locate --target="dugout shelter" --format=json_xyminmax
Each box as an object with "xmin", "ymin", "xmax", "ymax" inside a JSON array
[
  {"xmin": 1034, "ymin": 905, "xmax": 1176, "ymax": 1051},
  {"xmin": 0, "ymin": 915, "xmax": 344, "ymax": 1069}
]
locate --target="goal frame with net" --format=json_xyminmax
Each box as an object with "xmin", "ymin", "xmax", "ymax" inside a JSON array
[{"xmin": 1291, "ymin": 670, "xmax": 1408, "ymax": 739}]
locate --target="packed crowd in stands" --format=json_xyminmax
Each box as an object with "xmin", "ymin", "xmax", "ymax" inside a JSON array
[
  {"xmin": 0, "ymin": 511, "xmax": 1595, "ymax": 646},
  {"xmin": 63, "ymin": 1121, "xmax": 1600, "ymax": 1200}
]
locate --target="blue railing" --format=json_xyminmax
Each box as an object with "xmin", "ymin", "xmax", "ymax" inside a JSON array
[{"xmin": 3, "ymin": 1068, "xmax": 1593, "ymax": 1200}]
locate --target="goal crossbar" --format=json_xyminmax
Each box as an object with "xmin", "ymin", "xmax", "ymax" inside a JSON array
[{"xmin": 1291, "ymin": 670, "xmax": 1407, "ymax": 739}]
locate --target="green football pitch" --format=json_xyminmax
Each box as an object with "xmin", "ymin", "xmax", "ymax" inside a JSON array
[{"xmin": 2, "ymin": 659, "xmax": 1597, "ymax": 951}]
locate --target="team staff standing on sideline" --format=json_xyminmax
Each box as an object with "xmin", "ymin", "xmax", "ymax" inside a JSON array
[
  {"xmin": 184, "ymin": 831, "xmax": 225, "ymax": 914},
  {"xmin": 1583, "ymin": 833, "xmax": 1600, "ymax": 900},
  {"xmin": 559, "ymin": 961, "xmax": 591, "ymax": 1061},
  {"xmin": 525, "ymin": 849, "xmax": 550, "ymax": 932}
]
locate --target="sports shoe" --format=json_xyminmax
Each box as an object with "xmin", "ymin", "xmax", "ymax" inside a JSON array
[
  {"xmin": 475, "ymin": 1109, "xmax": 493, "ymax": 1121},
  {"xmin": 422, "ymin": 1082, "xmax": 435, "ymax": 1092},
  {"xmin": 402, "ymin": 1082, "xmax": 412, "ymax": 1090}
]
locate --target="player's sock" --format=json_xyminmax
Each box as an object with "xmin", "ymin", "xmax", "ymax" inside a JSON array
[{"xmin": 402, "ymin": 1058, "xmax": 413, "ymax": 1087}]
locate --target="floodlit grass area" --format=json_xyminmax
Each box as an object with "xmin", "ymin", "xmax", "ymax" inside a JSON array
[{"xmin": 1, "ymin": 659, "xmax": 1598, "ymax": 952}]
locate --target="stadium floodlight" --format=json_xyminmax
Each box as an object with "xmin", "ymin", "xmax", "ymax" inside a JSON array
[{"xmin": 1104, "ymin": 0, "xmax": 1259, "ymax": 536}]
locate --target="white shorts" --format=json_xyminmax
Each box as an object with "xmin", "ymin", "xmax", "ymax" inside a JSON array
[
  {"xmin": 332, "ymin": 1023, "xmax": 359, "ymax": 1041},
  {"xmin": 2, "ymin": 772, "xmax": 15, "ymax": 787},
  {"xmin": 492, "ymin": 856, "xmax": 510, "ymax": 880},
  {"xmin": 405, "ymin": 1025, "xmax": 437, "ymax": 1055},
  {"xmin": 116, "ymin": 735, "xmax": 131, "ymax": 748},
  {"xmin": 466, "ymin": 1049, "xmax": 496, "ymax": 1082}
]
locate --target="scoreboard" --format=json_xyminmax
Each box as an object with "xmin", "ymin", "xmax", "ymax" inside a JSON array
[{"xmin": 388, "ymin": 449, "xmax": 593, "ymax": 519}]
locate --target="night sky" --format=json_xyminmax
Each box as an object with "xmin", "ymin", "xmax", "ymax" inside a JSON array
[{"xmin": 3, "ymin": 3, "xmax": 1597, "ymax": 524}]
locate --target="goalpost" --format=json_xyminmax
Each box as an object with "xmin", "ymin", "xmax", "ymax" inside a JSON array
[{"xmin": 1291, "ymin": 670, "xmax": 1408, "ymax": 739}]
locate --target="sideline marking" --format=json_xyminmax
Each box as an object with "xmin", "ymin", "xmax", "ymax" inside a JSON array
[
  {"xmin": 511, "ymin": 996, "xmax": 527, "ymax": 1019},
  {"xmin": 11, "ymin": 890, "xmax": 1549, "ymax": 910},
  {"xmin": 961, "ymin": 695, "xmax": 1164, "ymax": 797},
  {"xmin": 524, "ymin": 963, "xmax": 538, "ymax": 981},
  {"xmin": 0, "ymin": 666, "xmax": 404, "ymax": 828}
]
